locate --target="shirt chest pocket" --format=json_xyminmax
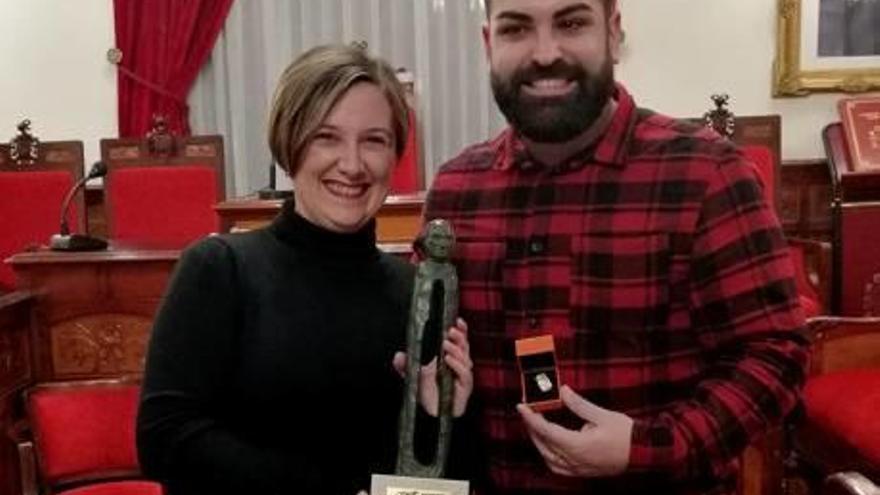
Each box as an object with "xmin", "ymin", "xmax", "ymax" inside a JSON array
[
  {"xmin": 452, "ymin": 239, "xmax": 506, "ymax": 337},
  {"xmin": 570, "ymin": 232, "xmax": 671, "ymax": 336}
]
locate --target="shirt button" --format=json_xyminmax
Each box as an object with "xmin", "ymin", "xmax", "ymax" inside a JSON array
[
  {"xmin": 528, "ymin": 238, "xmax": 545, "ymax": 255},
  {"xmin": 528, "ymin": 316, "xmax": 539, "ymax": 329}
]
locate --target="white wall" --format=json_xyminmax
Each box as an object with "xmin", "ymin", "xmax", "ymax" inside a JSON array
[
  {"xmin": 0, "ymin": 0, "xmax": 873, "ymax": 170},
  {"xmin": 0, "ymin": 0, "xmax": 116, "ymax": 170},
  {"xmin": 618, "ymin": 0, "xmax": 865, "ymax": 161}
]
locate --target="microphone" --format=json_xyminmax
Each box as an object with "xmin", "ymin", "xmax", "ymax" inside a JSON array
[
  {"xmin": 257, "ymin": 161, "xmax": 292, "ymax": 200},
  {"xmin": 50, "ymin": 161, "xmax": 109, "ymax": 251}
]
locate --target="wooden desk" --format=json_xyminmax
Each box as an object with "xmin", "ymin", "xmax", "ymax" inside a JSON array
[
  {"xmin": 8, "ymin": 244, "xmax": 179, "ymax": 382},
  {"xmin": 215, "ymin": 192, "xmax": 426, "ymax": 246},
  {"xmin": 0, "ymin": 291, "xmax": 34, "ymax": 495}
]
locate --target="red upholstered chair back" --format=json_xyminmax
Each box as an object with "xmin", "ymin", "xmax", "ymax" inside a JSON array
[
  {"xmin": 101, "ymin": 132, "xmax": 224, "ymax": 248},
  {"xmin": 693, "ymin": 109, "xmax": 826, "ymax": 317},
  {"xmin": 741, "ymin": 145, "xmax": 776, "ymax": 208},
  {"xmin": 107, "ymin": 164, "xmax": 219, "ymax": 246},
  {"xmin": 719, "ymin": 115, "xmax": 782, "ymax": 214},
  {"xmin": 689, "ymin": 111, "xmax": 782, "ymax": 214},
  {"xmin": 730, "ymin": 119, "xmax": 824, "ymax": 317},
  {"xmin": 23, "ymin": 379, "xmax": 159, "ymax": 492},
  {"xmin": 0, "ymin": 131, "xmax": 84, "ymax": 292},
  {"xmin": 389, "ymin": 110, "xmax": 420, "ymax": 194}
]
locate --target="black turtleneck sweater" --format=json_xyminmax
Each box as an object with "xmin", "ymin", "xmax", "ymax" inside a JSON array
[{"xmin": 137, "ymin": 203, "xmax": 415, "ymax": 495}]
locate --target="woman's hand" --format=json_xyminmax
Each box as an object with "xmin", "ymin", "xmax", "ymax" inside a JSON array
[{"xmin": 393, "ymin": 318, "xmax": 473, "ymax": 417}]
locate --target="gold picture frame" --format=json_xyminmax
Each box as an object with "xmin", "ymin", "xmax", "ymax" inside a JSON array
[{"xmin": 773, "ymin": 0, "xmax": 880, "ymax": 96}]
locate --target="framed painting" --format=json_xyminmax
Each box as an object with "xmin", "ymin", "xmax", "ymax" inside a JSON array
[{"xmin": 774, "ymin": 0, "xmax": 880, "ymax": 96}]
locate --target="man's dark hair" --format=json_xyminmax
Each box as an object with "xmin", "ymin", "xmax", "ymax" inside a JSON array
[{"xmin": 484, "ymin": 0, "xmax": 615, "ymax": 18}]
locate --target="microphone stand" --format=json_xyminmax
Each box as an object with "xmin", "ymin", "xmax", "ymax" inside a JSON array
[
  {"xmin": 257, "ymin": 161, "xmax": 292, "ymax": 200},
  {"xmin": 50, "ymin": 162, "xmax": 109, "ymax": 251}
]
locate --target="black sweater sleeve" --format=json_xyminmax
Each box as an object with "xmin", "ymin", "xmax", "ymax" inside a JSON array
[{"xmin": 136, "ymin": 238, "xmax": 324, "ymax": 494}]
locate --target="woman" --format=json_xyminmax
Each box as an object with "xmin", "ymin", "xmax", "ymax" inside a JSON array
[{"xmin": 137, "ymin": 45, "xmax": 473, "ymax": 495}]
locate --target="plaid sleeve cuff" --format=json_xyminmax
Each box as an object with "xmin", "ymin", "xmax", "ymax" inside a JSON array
[
  {"xmin": 628, "ymin": 418, "xmax": 664, "ymax": 471},
  {"xmin": 627, "ymin": 417, "xmax": 691, "ymax": 477}
]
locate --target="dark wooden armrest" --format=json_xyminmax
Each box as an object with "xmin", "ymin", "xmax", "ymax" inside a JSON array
[
  {"xmin": 0, "ymin": 290, "xmax": 34, "ymax": 311},
  {"xmin": 6, "ymin": 419, "xmax": 37, "ymax": 495},
  {"xmin": 802, "ymin": 316, "xmax": 880, "ymax": 375},
  {"xmin": 825, "ymin": 471, "xmax": 880, "ymax": 495}
]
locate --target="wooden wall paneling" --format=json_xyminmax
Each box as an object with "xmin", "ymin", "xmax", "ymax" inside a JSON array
[{"xmin": 780, "ymin": 160, "xmax": 833, "ymax": 241}]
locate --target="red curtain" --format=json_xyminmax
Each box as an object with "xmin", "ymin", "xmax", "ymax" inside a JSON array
[{"xmin": 113, "ymin": 0, "xmax": 234, "ymax": 137}]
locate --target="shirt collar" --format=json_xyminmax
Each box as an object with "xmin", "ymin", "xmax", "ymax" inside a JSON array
[{"xmin": 492, "ymin": 83, "xmax": 637, "ymax": 172}]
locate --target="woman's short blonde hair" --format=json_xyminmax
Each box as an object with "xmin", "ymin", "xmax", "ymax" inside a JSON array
[{"xmin": 267, "ymin": 44, "xmax": 409, "ymax": 176}]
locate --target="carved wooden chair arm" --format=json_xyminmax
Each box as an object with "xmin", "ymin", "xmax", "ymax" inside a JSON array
[
  {"xmin": 800, "ymin": 316, "xmax": 880, "ymax": 375},
  {"xmin": 825, "ymin": 472, "xmax": 880, "ymax": 495},
  {"xmin": 6, "ymin": 419, "xmax": 38, "ymax": 495}
]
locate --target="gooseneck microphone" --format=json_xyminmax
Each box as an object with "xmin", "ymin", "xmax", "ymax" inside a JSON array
[
  {"xmin": 50, "ymin": 161, "xmax": 109, "ymax": 251},
  {"xmin": 257, "ymin": 161, "xmax": 293, "ymax": 200}
]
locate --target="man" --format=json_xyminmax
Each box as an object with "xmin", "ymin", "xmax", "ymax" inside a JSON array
[{"xmin": 422, "ymin": 0, "xmax": 808, "ymax": 493}]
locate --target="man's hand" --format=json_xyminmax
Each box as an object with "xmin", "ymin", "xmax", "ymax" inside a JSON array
[
  {"xmin": 517, "ymin": 385, "xmax": 633, "ymax": 477},
  {"xmin": 393, "ymin": 318, "xmax": 473, "ymax": 417}
]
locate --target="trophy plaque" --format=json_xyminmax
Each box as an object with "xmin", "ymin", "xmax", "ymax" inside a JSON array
[
  {"xmin": 371, "ymin": 219, "xmax": 469, "ymax": 495},
  {"xmin": 515, "ymin": 335, "xmax": 563, "ymax": 412}
]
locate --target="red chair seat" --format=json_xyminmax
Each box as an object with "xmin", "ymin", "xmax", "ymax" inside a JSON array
[
  {"xmin": 29, "ymin": 384, "xmax": 140, "ymax": 484},
  {"xmin": 59, "ymin": 480, "xmax": 163, "ymax": 495},
  {"xmin": 803, "ymin": 370, "xmax": 880, "ymax": 466}
]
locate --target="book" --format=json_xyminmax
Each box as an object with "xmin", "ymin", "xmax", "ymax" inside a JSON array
[{"xmin": 838, "ymin": 96, "xmax": 880, "ymax": 172}]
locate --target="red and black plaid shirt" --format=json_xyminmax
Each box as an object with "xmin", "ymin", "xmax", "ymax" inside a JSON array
[{"xmin": 425, "ymin": 85, "xmax": 808, "ymax": 494}]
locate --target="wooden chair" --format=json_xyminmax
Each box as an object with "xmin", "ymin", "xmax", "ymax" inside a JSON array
[
  {"xmin": 785, "ymin": 317, "xmax": 880, "ymax": 494},
  {"xmin": 692, "ymin": 96, "xmax": 834, "ymax": 495},
  {"xmin": 0, "ymin": 120, "xmax": 85, "ymax": 292},
  {"xmin": 8, "ymin": 378, "xmax": 163, "ymax": 495},
  {"xmin": 100, "ymin": 115, "xmax": 225, "ymax": 248},
  {"xmin": 697, "ymin": 95, "xmax": 830, "ymax": 317}
]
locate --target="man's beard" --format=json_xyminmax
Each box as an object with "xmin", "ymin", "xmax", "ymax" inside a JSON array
[{"xmin": 490, "ymin": 57, "xmax": 615, "ymax": 143}]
